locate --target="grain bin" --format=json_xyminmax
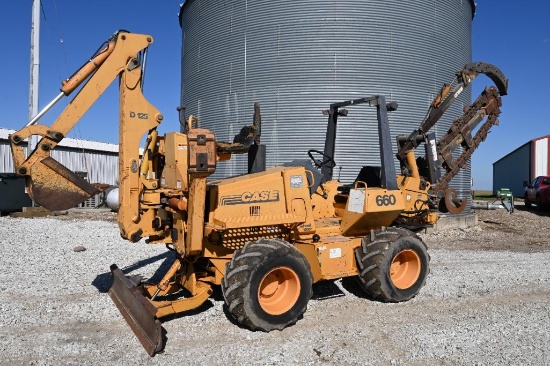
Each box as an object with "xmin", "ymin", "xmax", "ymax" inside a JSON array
[{"xmin": 178, "ymin": 0, "xmax": 475, "ymax": 203}]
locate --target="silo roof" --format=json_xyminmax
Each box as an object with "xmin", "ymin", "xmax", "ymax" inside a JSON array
[{"xmin": 178, "ymin": 0, "xmax": 477, "ymax": 26}]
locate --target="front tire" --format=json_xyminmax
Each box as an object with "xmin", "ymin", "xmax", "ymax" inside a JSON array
[
  {"xmin": 355, "ymin": 227, "xmax": 430, "ymax": 302},
  {"xmin": 536, "ymin": 195, "xmax": 546, "ymax": 211},
  {"xmin": 222, "ymin": 238, "xmax": 313, "ymax": 331}
]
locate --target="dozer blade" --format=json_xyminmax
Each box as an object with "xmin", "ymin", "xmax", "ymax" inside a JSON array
[
  {"xmin": 108, "ymin": 264, "xmax": 163, "ymax": 356},
  {"xmin": 26, "ymin": 157, "xmax": 100, "ymax": 211}
]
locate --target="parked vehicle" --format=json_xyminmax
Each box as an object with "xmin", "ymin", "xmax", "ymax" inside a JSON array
[{"xmin": 524, "ymin": 176, "xmax": 550, "ymax": 210}]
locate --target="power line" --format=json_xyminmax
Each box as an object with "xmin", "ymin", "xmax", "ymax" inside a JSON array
[
  {"xmin": 41, "ymin": 1, "xmax": 89, "ymax": 175},
  {"xmin": 52, "ymin": 0, "xmax": 69, "ymax": 71},
  {"xmin": 39, "ymin": 1, "xmax": 63, "ymax": 81}
]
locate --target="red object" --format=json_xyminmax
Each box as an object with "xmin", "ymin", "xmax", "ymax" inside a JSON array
[{"xmin": 524, "ymin": 176, "xmax": 550, "ymax": 210}]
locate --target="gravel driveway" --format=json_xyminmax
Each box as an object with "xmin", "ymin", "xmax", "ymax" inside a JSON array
[{"xmin": 0, "ymin": 204, "xmax": 548, "ymax": 365}]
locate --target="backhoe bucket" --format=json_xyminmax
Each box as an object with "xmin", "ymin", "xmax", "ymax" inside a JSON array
[
  {"xmin": 108, "ymin": 264, "xmax": 163, "ymax": 356},
  {"xmin": 26, "ymin": 157, "xmax": 100, "ymax": 211}
]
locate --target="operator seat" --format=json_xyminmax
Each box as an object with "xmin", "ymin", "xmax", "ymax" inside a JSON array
[
  {"xmin": 283, "ymin": 160, "xmax": 324, "ymax": 196},
  {"xmin": 337, "ymin": 166, "xmax": 382, "ymax": 194}
]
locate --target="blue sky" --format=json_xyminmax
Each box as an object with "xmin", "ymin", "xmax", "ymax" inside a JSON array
[{"xmin": 1, "ymin": 1, "xmax": 549, "ymax": 189}]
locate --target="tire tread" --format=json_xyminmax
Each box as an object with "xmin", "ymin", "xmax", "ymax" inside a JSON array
[
  {"xmin": 222, "ymin": 238, "xmax": 312, "ymax": 332},
  {"xmin": 355, "ymin": 228, "xmax": 430, "ymax": 302}
]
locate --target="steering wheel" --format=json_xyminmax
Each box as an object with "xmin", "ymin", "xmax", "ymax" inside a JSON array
[{"xmin": 308, "ymin": 149, "xmax": 336, "ymax": 169}]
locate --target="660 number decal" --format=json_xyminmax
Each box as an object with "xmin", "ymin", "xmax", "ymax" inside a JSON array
[{"xmin": 375, "ymin": 194, "xmax": 396, "ymax": 206}]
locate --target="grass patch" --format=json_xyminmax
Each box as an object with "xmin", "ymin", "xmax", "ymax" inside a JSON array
[{"xmin": 472, "ymin": 190, "xmax": 495, "ymax": 201}]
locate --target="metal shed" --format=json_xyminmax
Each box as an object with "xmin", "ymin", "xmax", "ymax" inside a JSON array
[
  {"xmin": 178, "ymin": 0, "xmax": 476, "ymax": 209},
  {"xmin": 0, "ymin": 128, "xmax": 119, "ymax": 186},
  {"xmin": 493, "ymin": 135, "xmax": 550, "ymax": 196}
]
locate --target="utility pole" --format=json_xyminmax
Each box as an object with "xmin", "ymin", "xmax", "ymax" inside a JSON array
[
  {"xmin": 29, "ymin": 0, "xmax": 40, "ymax": 153},
  {"xmin": 28, "ymin": 0, "xmax": 40, "ymax": 207}
]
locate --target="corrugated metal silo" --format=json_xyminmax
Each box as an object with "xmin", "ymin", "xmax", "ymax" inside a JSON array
[{"xmin": 178, "ymin": 0, "xmax": 475, "ymax": 205}]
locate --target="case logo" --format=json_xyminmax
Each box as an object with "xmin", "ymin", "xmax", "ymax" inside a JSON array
[{"xmin": 220, "ymin": 190, "xmax": 280, "ymax": 205}]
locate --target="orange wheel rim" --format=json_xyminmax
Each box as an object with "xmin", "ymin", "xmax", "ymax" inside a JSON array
[
  {"xmin": 390, "ymin": 249, "xmax": 421, "ymax": 289},
  {"xmin": 258, "ymin": 266, "xmax": 300, "ymax": 315}
]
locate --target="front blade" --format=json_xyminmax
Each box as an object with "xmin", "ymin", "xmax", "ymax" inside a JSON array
[
  {"xmin": 26, "ymin": 157, "xmax": 100, "ymax": 210},
  {"xmin": 108, "ymin": 264, "xmax": 163, "ymax": 356}
]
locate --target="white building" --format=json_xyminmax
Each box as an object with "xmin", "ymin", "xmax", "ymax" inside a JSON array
[
  {"xmin": 1, "ymin": 128, "xmax": 119, "ymax": 186},
  {"xmin": 493, "ymin": 135, "xmax": 549, "ymax": 196}
]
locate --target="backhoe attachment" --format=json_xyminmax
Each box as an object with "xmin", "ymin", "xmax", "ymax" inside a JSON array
[{"xmin": 9, "ymin": 31, "xmax": 151, "ymax": 210}]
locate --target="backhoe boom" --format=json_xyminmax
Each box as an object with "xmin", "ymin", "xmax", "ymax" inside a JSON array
[{"xmin": 10, "ymin": 31, "xmax": 157, "ymax": 213}]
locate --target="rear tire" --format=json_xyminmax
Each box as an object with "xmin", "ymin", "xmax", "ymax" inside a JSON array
[
  {"xmin": 355, "ymin": 227, "xmax": 430, "ymax": 302},
  {"xmin": 222, "ymin": 238, "xmax": 313, "ymax": 331},
  {"xmin": 536, "ymin": 195, "xmax": 545, "ymax": 211}
]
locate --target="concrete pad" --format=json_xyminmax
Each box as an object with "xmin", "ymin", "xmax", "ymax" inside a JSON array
[{"xmin": 425, "ymin": 212, "xmax": 478, "ymax": 233}]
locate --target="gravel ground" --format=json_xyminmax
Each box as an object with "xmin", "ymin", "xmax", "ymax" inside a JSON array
[{"xmin": 0, "ymin": 203, "xmax": 549, "ymax": 365}]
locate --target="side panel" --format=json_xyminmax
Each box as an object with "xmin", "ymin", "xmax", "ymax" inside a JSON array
[
  {"xmin": 492, "ymin": 142, "xmax": 531, "ymax": 197},
  {"xmin": 281, "ymin": 169, "xmax": 315, "ymax": 234},
  {"xmin": 209, "ymin": 167, "xmax": 311, "ymax": 228},
  {"xmin": 316, "ymin": 238, "xmax": 361, "ymax": 280},
  {"xmin": 340, "ymin": 188, "xmax": 405, "ymax": 236},
  {"xmin": 161, "ymin": 132, "xmax": 189, "ymax": 190},
  {"xmin": 212, "ymin": 170, "xmax": 288, "ymax": 223},
  {"xmin": 295, "ymin": 237, "xmax": 362, "ymax": 282},
  {"xmin": 535, "ymin": 138, "xmax": 549, "ymax": 177}
]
